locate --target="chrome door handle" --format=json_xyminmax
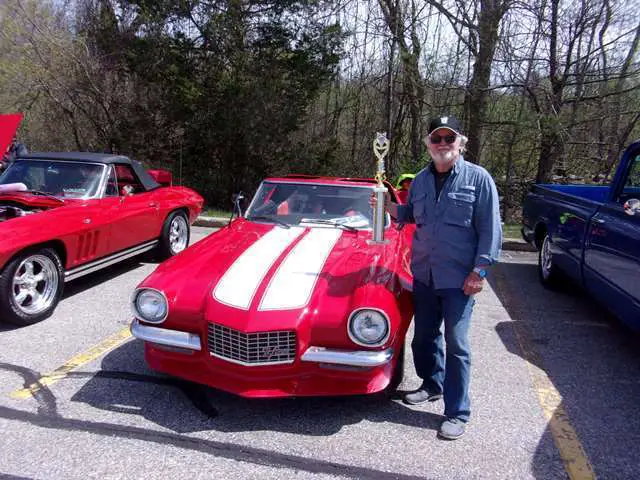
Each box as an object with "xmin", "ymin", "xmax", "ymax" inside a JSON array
[
  {"xmin": 149, "ymin": 202, "xmax": 159, "ymax": 208},
  {"xmin": 592, "ymin": 218, "xmax": 605, "ymax": 224}
]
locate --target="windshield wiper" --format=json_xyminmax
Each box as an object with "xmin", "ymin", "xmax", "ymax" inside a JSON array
[
  {"xmin": 26, "ymin": 190, "xmax": 65, "ymax": 203},
  {"xmin": 300, "ymin": 218, "xmax": 358, "ymax": 231},
  {"xmin": 248, "ymin": 215, "xmax": 291, "ymax": 229}
]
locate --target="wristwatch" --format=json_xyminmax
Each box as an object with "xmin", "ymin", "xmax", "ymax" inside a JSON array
[{"xmin": 473, "ymin": 266, "xmax": 487, "ymax": 278}]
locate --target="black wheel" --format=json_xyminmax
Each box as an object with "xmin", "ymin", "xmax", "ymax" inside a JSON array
[
  {"xmin": 156, "ymin": 210, "xmax": 190, "ymax": 261},
  {"xmin": 0, "ymin": 248, "xmax": 64, "ymax": 326},
  {"xmin": 538, "ymin": 233, "xmax": 563, "ymax": 289}
]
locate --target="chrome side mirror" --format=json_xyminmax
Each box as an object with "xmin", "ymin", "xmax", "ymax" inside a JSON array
[
  {"xmin": 623, "ymin": 198, "xmax": 640, "ymax": 216},
  {"xmin": 123, "ymin": 185, "xmax": 135, "ymax": 196},
  {"xmin": 231, "ymin": 191, "xmax": 245, "ymax": 219}
]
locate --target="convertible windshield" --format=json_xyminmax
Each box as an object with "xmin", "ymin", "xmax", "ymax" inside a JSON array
[
  {"xmin": 0, "ymin": 160, "xmax": 105, "ymax": 199},
  {"xmin": 246, "ymin": 181, "xmax": 388, "ymax": 229}
]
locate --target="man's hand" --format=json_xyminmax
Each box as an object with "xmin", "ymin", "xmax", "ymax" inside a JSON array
[
  {"xmin": 463, "ymin": 271, "xmax": 484, "ymax": 296},
  {"xmin": 369, "ymin": 191, "xmax": 391, "ymax": 211}
]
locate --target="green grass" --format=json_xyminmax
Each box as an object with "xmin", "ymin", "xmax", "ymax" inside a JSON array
[
  {"xmin": 503, "ymin": 223, "xmax": 521, "ymax": 239},
  {"xmin": 202, "ymin": 208, "xmax": 232, "ymax": 218}
]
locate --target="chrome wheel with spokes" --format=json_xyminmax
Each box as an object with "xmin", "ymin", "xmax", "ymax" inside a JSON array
[
  {"xmin": 169, "ymin": 215, "xmax": 189, "ymax": 254},
  {"xmin": 0, "ymin": 248, "xmax": 64, "ymax": 326},
  {"xmin": 156, "ymin": 210, "xmax": 191, "ymax": 261},
  {"xmin": 12, "ymin": 255, "xmax": 59, "ymax": 315}
]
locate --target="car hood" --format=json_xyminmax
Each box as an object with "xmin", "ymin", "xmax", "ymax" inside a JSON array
[{"xmin": 141, "ymin": 219, "xmax": 412, "ymax": 333}]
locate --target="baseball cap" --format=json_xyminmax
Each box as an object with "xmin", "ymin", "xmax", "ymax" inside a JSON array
[{"xmin": 428, "ymin": 116, "xmax": 463, "ymax": 135}]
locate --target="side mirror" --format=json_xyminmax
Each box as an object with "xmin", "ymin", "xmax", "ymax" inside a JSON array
[
  {"xmin": 122, "ymin": 185, "xmax": 135, "ymax": 196},
  {"xmin": 231, "ymin": 192, "xmax": 246, "ymax": 219},
  {"xmin": 623, "ymin": 198, "xmax": 640, "ymax": 216}
]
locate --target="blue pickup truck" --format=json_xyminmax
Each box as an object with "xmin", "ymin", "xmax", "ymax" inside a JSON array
[{"xmin": 522, "ymin": 140, "xmax": 640, "ymax": 330}]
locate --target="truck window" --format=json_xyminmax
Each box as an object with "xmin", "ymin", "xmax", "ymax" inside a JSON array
[{"xmin": 620, "ymin": 155, "xmax": 640, "ymax": 203}]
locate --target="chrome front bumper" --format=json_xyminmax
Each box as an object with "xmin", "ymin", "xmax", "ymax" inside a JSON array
[
  {"xmin": 130, "ymin": 319, "xmax": 201, "ymax": 351},
  {"xmin": 301, "ymin": 346, "xmax": 394, "ymax": 367},
  {"xmin": 131, "ymin": 320, "xmax": 393, "ymax": 367}
]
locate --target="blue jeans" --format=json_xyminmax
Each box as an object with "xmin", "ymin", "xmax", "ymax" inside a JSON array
[{"xmin": 412, "ymin": 278, "xmax": 475, "ymax": 422}]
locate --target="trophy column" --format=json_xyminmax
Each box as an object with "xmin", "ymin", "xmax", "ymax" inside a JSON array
[{"xmin": 370, "ymin": 132, "xmax": 390, "ymax": 245}]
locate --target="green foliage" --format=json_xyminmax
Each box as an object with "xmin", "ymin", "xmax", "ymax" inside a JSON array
[
  {"xmin": 2, "ymin": 0, "xmax": 639, "ymax": 213},
  {"xmin": 77, "ymin": 0, "xmax": 346, "ymax": 206}
]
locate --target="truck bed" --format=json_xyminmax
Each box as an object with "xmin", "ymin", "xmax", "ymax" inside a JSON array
[{"xmin": 532, "ymin": 184, "xmax": 609, "ymax": 204}]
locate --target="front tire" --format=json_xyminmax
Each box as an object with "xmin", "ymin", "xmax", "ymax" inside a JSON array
[
  {"xmin": 0, "ymin": 248, "xmax": 64, "ymax": 326},
  {"xmin": 156, "ymin": 210, "xmax": 190, "ymax": 260},
  {"xmin": 538, "ymin": 233, "xmax": 563, "ymax": 289}
]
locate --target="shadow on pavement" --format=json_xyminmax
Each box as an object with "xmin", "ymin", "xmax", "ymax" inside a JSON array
[
  {"xmin": 489, "ymin": 258, "xmax": 640, "ymax": 480},
  {"xmin": 70, "ymin": 339, "xmax": 442, "ymax": 436},
  {"xmin": 62, "ymin": 256, "xmax": 150, "ymax": 300}
]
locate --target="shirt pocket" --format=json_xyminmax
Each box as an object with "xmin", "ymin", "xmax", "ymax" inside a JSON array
[
  {"xmin": 445, "ymin": 192, "xmax": 475, "ymax": 228},
  {"xmin": 412, "ymin": 193, "xmax": 428, "ymax": 224}
]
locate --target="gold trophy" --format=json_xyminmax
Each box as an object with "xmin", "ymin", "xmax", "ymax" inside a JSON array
[{"xmin": 370, "ymin": 132, "xmax": 390, "ymax": 244}]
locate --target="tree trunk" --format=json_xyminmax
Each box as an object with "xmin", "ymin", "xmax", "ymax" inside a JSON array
[{"xmin": 463, "ymin": 0, "xmax": 504, "ymax": 164}]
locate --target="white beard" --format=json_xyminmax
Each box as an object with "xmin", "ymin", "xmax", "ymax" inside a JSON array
[{"xmin": 431, "ymin": 149, "xmax": 457, "ymax": 165}]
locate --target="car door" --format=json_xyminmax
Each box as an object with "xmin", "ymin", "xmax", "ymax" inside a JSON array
[
  {"xmin": 62, "ymin": 198, "xmax": 113, "ymax": 270},
  {"xmin": 106, "ymin": 164, "xmax": 161, "ymax": 253},
  {"xmin": 583, "ymin": 148, "xmax": 640, "ymax": 323}
]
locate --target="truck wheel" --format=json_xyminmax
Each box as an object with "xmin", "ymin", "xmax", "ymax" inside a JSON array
[
  {"xmin": 156, "ymin": 210, "xmax": 190, "ymax": 260},
  {"xmin": 538, "ymin": 234, "xmax": 563, "ymax": 289},
  {"xmin": 0, "ymin": 248, "xmax": 64, "ymax": 326}
]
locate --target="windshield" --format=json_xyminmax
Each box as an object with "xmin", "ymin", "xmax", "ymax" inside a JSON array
[
  {"xmin": 245, "ymin": 181, "xmax": 388, "ymax": 229},
  {"xmin": 0, "ymin": 160, "xmax": 105, "ymax": 199}
]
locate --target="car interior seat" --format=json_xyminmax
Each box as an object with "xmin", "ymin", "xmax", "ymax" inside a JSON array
[{"xmin": 116, "ymin": 167, "xmax": 139, "ymax": 196}]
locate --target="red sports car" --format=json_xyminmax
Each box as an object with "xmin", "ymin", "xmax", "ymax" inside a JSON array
[
  {"xmin": 130, "ymin": 175, "xmax": 415, "ymax": 398},
  {"xmin": 0, "ymin": 152, "xmax": 203, "ymax": 326}
]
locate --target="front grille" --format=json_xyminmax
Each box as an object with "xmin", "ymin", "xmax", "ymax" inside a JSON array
[{"xmin": 207, "ymin": 323, "xmax": 296, "ymax": 366}]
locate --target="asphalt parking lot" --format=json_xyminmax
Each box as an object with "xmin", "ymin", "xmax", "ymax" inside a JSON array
[{"xmin": 1, "ymin": 226, "xmax": 639, "ymax": 480}]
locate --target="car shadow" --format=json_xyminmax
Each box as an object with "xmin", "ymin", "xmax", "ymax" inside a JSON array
[
  {"xmin": 488, "ymin": 258, "xmax": 640, "ymax": 479},
  {"xmin": 69, "ymin": 339, "xmax": 442, "ymax": 436},
  {"xmin": 61, "ymin": 256, "xmax": 153, "ymax": 300}
]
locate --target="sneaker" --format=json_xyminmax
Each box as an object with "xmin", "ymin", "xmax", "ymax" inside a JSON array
[
  {"xmin": 438, "ymin": 418, "xmax": 466, "ymax": 440},
  {"xmin": 403, "ymin": 388, "xmax": 443, "ymax": 405}
]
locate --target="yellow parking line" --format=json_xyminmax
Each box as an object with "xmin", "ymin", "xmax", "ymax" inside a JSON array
[
  {"xmin": 493, "ymin": 270, "xmax": 596, "ymax": 480},
  {"xmin": 10, "ymin": 327, "xmax": 132, "ymax": 399}
]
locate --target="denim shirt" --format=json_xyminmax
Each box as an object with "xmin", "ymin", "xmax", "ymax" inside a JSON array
[{"xmin": 396, "ymin": 156, "xmax": 502, "ymax": 289}]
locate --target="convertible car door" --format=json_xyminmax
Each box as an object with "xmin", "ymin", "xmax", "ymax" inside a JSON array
[{"xmin": 106, "ymin": 164, "xmax": 160, "ymax": 253}]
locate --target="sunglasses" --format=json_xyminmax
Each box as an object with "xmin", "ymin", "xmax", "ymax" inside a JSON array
[{"xmin": 429, "ymin": 133, "xmax": 457, "ymax": 144}]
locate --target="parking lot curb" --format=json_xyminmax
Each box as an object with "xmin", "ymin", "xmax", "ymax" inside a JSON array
[{"xmin": 193, "ymin": 216, "xmax": 537, "ymax": 252}]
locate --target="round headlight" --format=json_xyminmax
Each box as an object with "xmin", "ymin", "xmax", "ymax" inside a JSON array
[
  {"xmin": 133, "ymin": 288, "xmax": 168, "ymax": 324},
  {"xmin": 348, "ymin": 309, "xmax": 390, "ymax": 347}
]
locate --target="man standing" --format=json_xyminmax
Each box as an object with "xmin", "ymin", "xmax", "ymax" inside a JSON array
[{"xmin": 379, "ymin": 115, "xmax": 502, "ymax": 440}]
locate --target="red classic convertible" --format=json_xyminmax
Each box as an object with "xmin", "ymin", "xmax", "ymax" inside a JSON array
[
  {"xmin": 0, "ymin": 152, "xmax": 203, "ymax": 326},
  {"xmin": 130, "ymin": 175, "xmax": 415, "ymax": 397}
]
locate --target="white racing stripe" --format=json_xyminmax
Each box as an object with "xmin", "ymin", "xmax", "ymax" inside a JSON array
[
  {"xmin": 213, "ymin": 226, "xmax": 304, "ymax": 309},
  {"xmin": 259, "ymin": 228, "xmax": 342, "ymax": 310}
]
